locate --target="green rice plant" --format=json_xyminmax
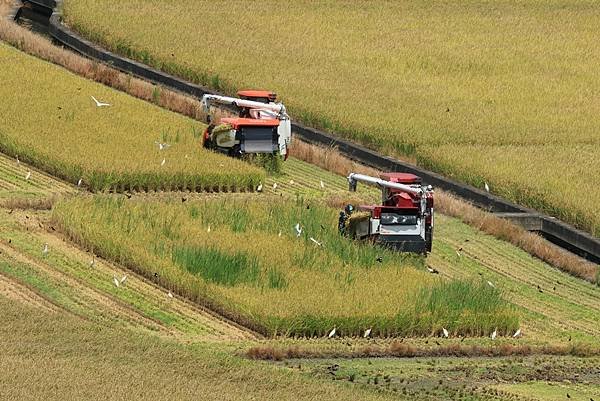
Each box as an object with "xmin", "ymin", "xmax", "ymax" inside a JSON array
[
  {"xmin": 0, "ymin": 43, "xmax": 263, "ymax": 192},
  {"xmin": 52, "ymin": 195, "xmax": 517, "ymax": 337},
  {"xmin": 62, "ymin": 0, "xmax": 600, "ymax": 234}
]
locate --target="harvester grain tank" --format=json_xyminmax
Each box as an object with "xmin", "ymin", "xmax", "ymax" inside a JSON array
[
  {"xmin": 339, "ymin": 173, "xmax": 434, "ymax": 254},
  {"xmin": 200, "ymin": 90, "xmax": 291, "ymax": 158}
]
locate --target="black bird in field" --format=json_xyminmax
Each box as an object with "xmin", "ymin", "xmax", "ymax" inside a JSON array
[
  {"xmin": 435, "ymin": 341, "xmax": 441, "ymax": 346},
  {"xmin": 153, "ymin": 272, "xmax": 159, "ymax": 279},
  {"xmin": 376, "ymin": 256, "xmax": 383, "ymax": 263},
  {"xmin": 446, "ymin": 107, "xmax": 450, "ymax": 113},
  {"xmin": 320, "ymin": 224, "xmax": 326, "ymax": 230},
  {"xmin": 50, "ymin": 226, "xmax": 56, "ymax": 231},
  {"xmin": 306, "ymin": 204, "xmax": 310, "ymax": 210},
  {"xmin": 537, "ymin": 285, "xmax": 543, "ymax": 293},
  {"xmin": 181, "ymin": 197, "xmax": 187, "ymax": 203},
  {"xmin": 126, "ymin": 193, "xmax": 132, "ymax": 199},
  {"xmin": 8, "ymin": 209, "xmax": 13, "ymax": 214},
  {"xmin": 569, "ymin": 335, "xmax": 572, "ymax": 342},
  {"xmin": 567, "ymin": 393, "xmax": 571, "ymax": 399},
  {"xmin": 8, "ymin": 239, "xmax": 11, "ymax": 244}
]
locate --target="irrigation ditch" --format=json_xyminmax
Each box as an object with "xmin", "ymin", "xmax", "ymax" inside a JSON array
[{"xmin": 10, "ymin": 0, "xmax": 600, "ymax": 264}]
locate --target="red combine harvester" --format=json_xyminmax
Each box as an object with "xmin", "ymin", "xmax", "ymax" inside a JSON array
[
  {"xmin": 339, "ymin": 173, "xmax": 434, "ymax": 254},
  {"xmin": 201, "ymin": 90, "xmax": 291, "ymax": 158}
]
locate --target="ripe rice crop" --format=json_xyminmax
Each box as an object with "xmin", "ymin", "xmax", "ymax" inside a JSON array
[
  {"xmin": 62, "ymin": 0, "xmax": 600, "ymax": 234},
  {"xmin": 52, "ymin": 196, "xmax": 517, "ymax": 337},
  {"xmin": 0, "ymin": 43, "xmax": 262, "ymax": 192},
  {"xmin": 419, "ymin": 144, "xmax": 600, "ymax": 238}
]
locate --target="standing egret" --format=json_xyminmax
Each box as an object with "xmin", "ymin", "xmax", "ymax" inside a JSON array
[
  {"xmin": 272, "ymin": 182, "xmax": 278, "ymax": 190},
  {"xmin": 294, "ymin": 223, "xmax": 302, "ymax": 237},
  {"xmin": 77, "ymin": 178, "xmax": 83, "ymax": 187},
  {"xmin": 487, "ymin": 281, "xmax": 495, "ymax": 288},
  {"xmin": 168, "ymin": 291, "xmax": 174, "ymax": 299},
  {"xmin": 278, "ymin": 231, "xmax": 282, "ymax": 237},
  {"xmin": 491, "ymin": 329, "xmax": 497, "ymax": 340},
  {"xmin": 160, "ymin": 158, "xmax": 166, "ymax": 166},
  {"xmin": 16, "ymin": 155, "xmax": 20, "ymax": 165},
  {"xmin": 513, "ymin": 328, "xmax": 521, "ymax": 338},
  {"xmin": 320, "ymin": 180, "xmax": 325, "ymax": 189},
  {"xmin": 256, "ymin": 183, "xmax": 263, "ymax": 192},
  {"xmin": 328, "ymin": 327, "xmax": 336, "ymax": 338},
  {"xmin": 120, "ymin": 275, "xmax": 127, "ymax": 285},
  {"xmin": 113, "ymin": 276, "xmax": 120, "ymax": 287},
  {"xmin": 154, "ymin": 141, "xmax": 170, "ymax": 151},
  {"xmin": 25, "ymin": 171, "xmax": 31, "ymax": 180},
  {"xmin": 42, "ymin": 243, "xmax": 48, "ymax": 256},
  {"xmin": 363, "ymin": 328, "xmax": 372, "ymax": 338},
  {"xmin": 89, "ymin": 257, "xmax": 95, "ymax": 268},
  {"xmin": 484, "ymin": 182, "xmax": 490, "ymax": 193},
  {"xmin": 289, "ymin": 180, "xmax": 295, "ymax": 185},
  {"xmin": 442, "ymin": 328, "xmax": 449, "ymax": 338}
]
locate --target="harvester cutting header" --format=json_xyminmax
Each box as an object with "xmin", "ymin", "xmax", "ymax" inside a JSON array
[
  {"xmin": 201, "ymin": 90, "xmax": 291, "ymax": 158},
  {"xmin": 339, "ymin": 172, "xmax": 434, "ymax": 254}
]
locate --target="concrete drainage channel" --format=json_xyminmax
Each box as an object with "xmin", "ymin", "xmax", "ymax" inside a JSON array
[{"xmin": 12, "ymin": 0, "xmax": 600, "ymax": 264}]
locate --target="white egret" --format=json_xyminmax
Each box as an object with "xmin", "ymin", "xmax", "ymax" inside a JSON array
[
  {"xmin": 154, "ymin": 141, "xmax": 170, "ymax": 151},
  {"xmin": 363, "ymin": 328, "xmax": 371, "ymax": 338},
  {"xmin": 278, "ymin": 231, "xmax": 282, "ymax": 237},
  {"xmin": 513, "ymin": 328, "xmax": 521, "ymax": 338},
  {"xmin": 89, "ymin": 257, "xmax": 95, "ymax": 268},
  {"xmin": 160, "ymin": 158, "xmax": 166, "ymax": 166},
  {"xmin": 25, "ymin": 171, "xmax": 31, "ymax": 180},
  {"xmin": 42, "ymin": 243, "xmax": 48, "ymax": 256},
  {"xmin": 294, "ymin": 223, "xmax": 302, "ymax": 237},
  {"xmin": 442, "ymin": 328, "xmax": 449, "ymax": 338},
  {"xmin": 487, "ymin": 281, "xmax": 495, "ymax": 288},
  {"xmin": 256, "ymin": 183, "xmax": 263, "ymax": 192},
  {"xmin": 168, "ymin": 291, "xmax": 174, "ymax": 298},
  {"xmin": 309, "ymin": 237, "xmax": 322, "ymax": 246},
  {"xmin": 16, "ymin": 155, "xmax": 20, "ymax": 165},
  {"xmin": 272, "ymin": 182, "xmax": 278, "ymax": 190},
  {"xmin": 120, "ymin": 275, "xmax": 127, "ymax": 284},
  {"xmin": 113, "ymin": 276, "xmax": 120, "ymax": 287},
  {"xmin": 320, "ymin": 180, "xmax": 325, "ymax": 189},
  {"xmin": 207, "ymin": 225, "xmax": 211, "ymax": 233},
  {"xmin": 91, "ymin": 96, "xmax": 110, "ymax": 107},
  {"xmin": 491, "ymin": 329, "xmax": 497, "ymax": 340},
  {"xmin": 289, "ymin": 180, "xmax": 295, "ymax": 185},
  {"xmin": 77, "ymin": 178, "xmax": 83, "ymax": 187},
  {"xmin": 484, "ymin": 182, "xmax": 490, "ymax": 193},
  {"xmin": 328, "ymin": 327, "xmax": 336, "ymax": 338}
]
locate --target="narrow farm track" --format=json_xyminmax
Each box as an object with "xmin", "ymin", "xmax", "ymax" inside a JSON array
[
  {"xmin": 430, "ymin": 217, "xmax": 600, "ymax": 342},
  {"xmin": 0, "ymin": 209, "xmax": 258, "ymax": 342},
  {"xmin": 0, "ymin": 152, "xmax": 75, "ymax": 200}
]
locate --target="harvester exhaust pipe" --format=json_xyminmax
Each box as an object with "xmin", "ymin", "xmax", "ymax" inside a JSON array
[{"xmin": 347, "ymin": 173, "xmax": 423, "ymax": 195}]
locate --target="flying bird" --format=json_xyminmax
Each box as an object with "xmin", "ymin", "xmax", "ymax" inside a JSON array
[
  {"xmin": 91, "ymin": 96, "xmax": 110, "ymax": 107},
  {"xmin": 328, "ymin": 327, "xmax": 336, "ymax": 338},
  {"xmin": 309, "ymin": 237, "xmax": 322, "ymax": 246},
  {"xmin": 256, "ymin": 182, "xmax": 263, "ymax": 192},
  {"xmin": 363, "ymin": 328, "xmax": 371, "ymax": 338},
  {"xmin": 484, "ymin": 182, "xmax": 490, "ymax": 193},
  {"xmin": 513, "ymin": 328, "xmax": 521, "ymax": 338},
  {"xmin": 25, "ymin": 171, "xmax": 31, "ymax": 180},
  {"xmin": 491, "ymin": 329, "xmax": 497, "ymax": 340},
  {"xmin": 294, "ymin": 223, "xmax": 302, "ymax": 237},
  {"xmin": 42, "ymin": 243, "xmax": 48, "ymax": 256},
  {"xmin": 160, "ymin": 158, "xmax": 166, "ymax": 166},
  {"xmin": 77, "ymin": 178, "xmax": 83, "ymax": 187},
  {"xmin": 442, "ymin": 327, "xmax": 449, "ymax": 338}
]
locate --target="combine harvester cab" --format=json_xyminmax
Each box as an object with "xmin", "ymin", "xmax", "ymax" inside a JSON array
[
  {"xmin": 340, "ymin": 172, "xmax": 434, "ymax": 254},
  {"xmin": 201, "ymin": 90, "xmax": 291, "ymax": 158}
]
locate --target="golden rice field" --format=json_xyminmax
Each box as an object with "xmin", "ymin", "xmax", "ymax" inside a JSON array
[
  {"xmin": 62, "ymin": 0, "xmax": 600, "ymax": 235},
  {"xmin": 52, "ymin": 196, "xmax": 517, "ymax": 337},
  {"xmin": 419, "ymin": 144, "xmax": 600, "ymax": 237},
  {"xmin": 0, "ymin": 42, "xmax": 262, "ymax": 192}
]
